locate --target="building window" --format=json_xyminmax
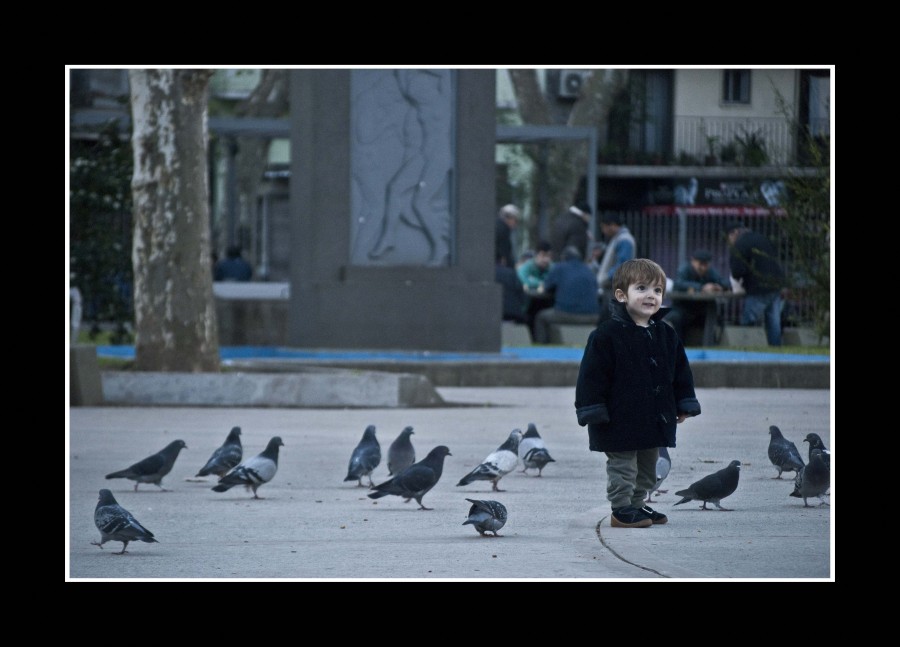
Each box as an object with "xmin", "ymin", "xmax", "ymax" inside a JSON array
[{"xmin": 722, "ymin": 70, "xmax": 751, "ymax": 105}]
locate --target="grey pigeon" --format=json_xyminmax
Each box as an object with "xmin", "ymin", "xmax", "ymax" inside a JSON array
[
  {"xmin": 804, "ymin": 433, "xmax": 831, "ymax": 468},
  {"xmin": 647, "ymin": 446, "xmax": 671, "ymax": 503},
  {"xmin": 105, "ymin": 439, "xmax": 187, "ymax": 491},
  {"xmin": 767, "ymin": 425, "xmax": 805, "ymax": 479},
  {"xmin": 463, "ymin": 498, "xmax": 508, "ymax": 537},
  {"xmin": 387, "ymin": 426, "xmax": 416, "ymax": 476},
  {"xmin": 457, "ymin": 429, "xmax": 523, "ymax": 492},
  {"xmin": 674, "ymin": 460, "xmax": 742, "ymax": 511},
  {"xmin": 790, "ymin": 448, "xmax": 830, "ymax": 507},
  {"xmin": 368, "ymin": 445, "xmax": 452, "ymax": 510},
  {"xmin": 196, "ymin": 426, "xmax": 243, "ymax": 478},
  {"xmin": 91, "ymin": 489, "xmax": 158, "ymax": 555},
  {"xmin": 518, "ymin": 422, "xmax": 555, "ymax": 477},
  {"xmin": 212, "ymin": 436, "xmax": 283, "ymax": 499},
  {"xmin": 344, "ymin": 425, "xmax": 381, "ymax": 487}
]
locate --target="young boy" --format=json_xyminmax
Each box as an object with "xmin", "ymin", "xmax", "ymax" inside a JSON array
[{"xmin": 575, "ymin": 259, "xmax": 701, "ymax": 528}]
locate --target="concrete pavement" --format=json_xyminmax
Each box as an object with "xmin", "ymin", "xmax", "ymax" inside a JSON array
[{"xmin": 67, "ymin": 387, "xmax": 833, "ymax": 580}]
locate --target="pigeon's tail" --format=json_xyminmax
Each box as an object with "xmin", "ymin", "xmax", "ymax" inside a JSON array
[
  {"xmin": 368, "ymin": 490, "xmax": 389, "ymax": 499},
  {"xmin": 456, "ymin": 474, "xmax": 474, "ymax": 486},
  {"xmin": 142, "ymin": 537, "xmax": 160, "ymax": 544},
  {"xmin": 462, "ymin": 519, "xmax": 475, "ymax": 525},
  {"xmin": 105, "ymin": 470, "xmax": 130, "ymax": 480},
  {"xmin": 343, "ymin": 474, "xmax": 359, "ymax": 482},
  {"xmin": 196, "ymin": 468, "xmax": 212, "ymax": 477},
  {"xmin": 673, "ymin": 491, "xmax": 692, "ymax": 506},
  {"xmin": 789, "ymin": 488, "xmax": 801, "ymax": 498},
  {"xmin": 211, "ymin": 483, "xmax": 234, "ymax": 493}
]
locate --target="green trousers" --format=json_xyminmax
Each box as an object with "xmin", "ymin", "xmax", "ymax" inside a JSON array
[{"xmin": 605, "ymin": 448, "xmax": 659, "ymax": 509}]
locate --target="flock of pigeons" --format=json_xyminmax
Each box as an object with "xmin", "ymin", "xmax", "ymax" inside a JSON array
[
  {"xmin": 347, "ymin": 423, "xmax": 555, "ymax": 536},
  {"xmin": 90, "ymin": 420, "xmax": 830, "ymax": 554}
]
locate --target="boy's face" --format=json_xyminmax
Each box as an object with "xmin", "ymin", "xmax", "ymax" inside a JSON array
[{"xmin": 615, "ymin": 280, "xmax": 664, "ymax": 325}]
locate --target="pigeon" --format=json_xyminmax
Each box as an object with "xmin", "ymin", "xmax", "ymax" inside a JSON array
[
  {"xmin": 105, "ymin": 439, "xmax": 188, "ymax": 491},
  {"xmin": 518, "ymin": 422, "xmax": 555, "ymax": 477},
  {"xmin": 344, "ymin": 425, "xmax": 381, "ymax": 487},
  {"xmin": 212, "ymin": 436, "xmax": 284, "ymax": 499},
  {"xmin": 804, "ymin": 433, "xmax": 831, "ymax": 468},
  {"xmin": 790, "ymin": 448, "xmax": 830, "ymax": 507},
  {"xmin": 91, "ymin": 489, "xmax": 159, "ymax": 555},
  {"xmin": 463, "ymin": 498, "xmax": 508, "ymax": 537},
  {"xmin": 457, "ymin": 429, "xmax": 523, "ymax": 492},
  {"xmin": 387, "ymin": 426, "xmax": 416, "ymax": 476},
  {"xmin": 674, "ymin": 460, "xmax": 742, "ymax": 511},
  {"xmin": 368, "ymin": 445, "xmax": 452, "ymax": 510},
  {"xmin": 647, "ymin": 446, "xmax": 671, "ymax": 503},
  {"xmin": 767, "ymin": 425, "xmax": 805, "ymax": 479},
  {"xmin": 196, "ymin": 426, "xmax": 243, "ymax": 478}
]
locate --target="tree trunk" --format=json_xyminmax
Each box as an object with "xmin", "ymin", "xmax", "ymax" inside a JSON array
[
  {"xmin": 129, "ymin": 69, "xmax": 220, "ymax": 372},
  {"xmin": 508, "ymin": 69, "xmax": 629, "ymax": 247}
]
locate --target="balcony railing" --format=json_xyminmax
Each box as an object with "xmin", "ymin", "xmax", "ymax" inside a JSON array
[{"xmin": 674, "ymin": 116, "xmax": 796, "ymax": 166}]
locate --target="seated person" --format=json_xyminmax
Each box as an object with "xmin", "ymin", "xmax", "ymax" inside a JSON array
[
  {"xmin": 214, "ymin": 245, "xmax": 253, "ymax": 281},
  {"xmin": 533, "ymin": 246, "xmax": 600, "ymax": 344},
  {"xmin": 665, "ymin": 249, "xmax": 730, "ymax": 341},
  {"xmin": 495, "ymin": 254, "xmax": 528, "ymax": 324},
  {"xmin": 517, "ymin": 240, "xmax": 553, "ymax": 291}
]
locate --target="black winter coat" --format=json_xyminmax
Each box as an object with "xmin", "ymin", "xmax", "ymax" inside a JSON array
[{"xmin": 574, "ymin": 301, "xmax": 700, "ymax": 452}]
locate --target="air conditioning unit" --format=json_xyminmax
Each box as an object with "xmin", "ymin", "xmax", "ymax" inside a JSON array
[{"xmin": 558, "ymin": 70, "xmax": 589, "ymax": 99}]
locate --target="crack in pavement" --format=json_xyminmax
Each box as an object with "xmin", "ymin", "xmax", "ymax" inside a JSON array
[{"xmin": 595, "ymin": 515, "xmax": 669, "ymax": 578}]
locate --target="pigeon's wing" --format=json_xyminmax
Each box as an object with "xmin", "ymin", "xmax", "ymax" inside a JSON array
[
  {"xmin": 394, "ymin": 464, "xmax": 437, "ymax": 493},
  {"xmin": 688, "ymin": 471, "xmax": 728, "ymax": 500},
  {"xmin": 465, "ymin": 461, "xmax": 502, "ymax": 480},
  {"xmin": 466, "ymin": 498, "xmax": 507, "ymax": 521},
  {"xmin": 220, "ymin": 455, "xmax": 277, "ymax": 487},
  {"xmin": 95, "ymin": 505, "xmax": 154, "ymax": 541},
  {"xmin": 126, "ymin": 452, "xmax": 166, "ymax": 477},
  {"xmin": 485, "ymin": 449, "xmax": 519, "ymax": 475}
]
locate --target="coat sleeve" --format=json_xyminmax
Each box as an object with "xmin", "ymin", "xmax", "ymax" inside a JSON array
[
  {"xmin": 671, "ymin": 333, "xmax": 701, "ymax": 417},
  {"xmin": 575, "ymin": 330, "xmax": 614, "ymax": 426}
]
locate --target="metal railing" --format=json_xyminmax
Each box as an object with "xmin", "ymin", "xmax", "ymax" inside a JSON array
[
  {"xmin": 599, "ymin": 209, "xmax": 818, "ymax": 328},
  {"xmin": 674, "ymin": 116, "xmax": 795, "ymax": 166}
]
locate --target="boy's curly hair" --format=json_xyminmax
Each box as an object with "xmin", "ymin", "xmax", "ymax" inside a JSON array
[{"xmin": 612, "ymin": 258, "xmax": 667, "ymax": 296}]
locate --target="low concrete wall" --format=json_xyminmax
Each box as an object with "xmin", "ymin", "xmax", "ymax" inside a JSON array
[
  {"xmin": 101, "ymin": 367, "xmax": 445, "ymax": 408},
  {"xmin": 229, "ymin": 359, "xmax": 830, "ymax": 389}
]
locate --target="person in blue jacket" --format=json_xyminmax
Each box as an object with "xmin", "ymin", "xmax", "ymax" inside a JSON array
[{"xmin": 575, "ymin": 258, "xmax": 701, "ymax": 528}]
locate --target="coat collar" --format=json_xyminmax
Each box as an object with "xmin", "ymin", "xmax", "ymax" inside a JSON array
[{"xmin": 609, "ymin": 299, "xmax": 671, "ymax": 326}]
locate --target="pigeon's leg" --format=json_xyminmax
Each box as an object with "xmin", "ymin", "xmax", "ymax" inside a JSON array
[
  {"xmin": 368, "ymin": 475, "xmax": 376, "ymax": 488},
  {"xmin": 536, "ymin": 468, "xmax": 543, "ymax": 477},
  {"xmin": 416, "ymin": 498, "xmax": 433, "ymax": 511},
  {"xmin": 817, "ymin": 497, "xmax": 830, "ymax": 506},
  {"xmin": 657, "ymin": 489, "xmax": 668, "ymax": 494},
  {"xmin": 491, "ymin": 531, "xmax": 503, "ymax": 537},
  {"xmin": 156, "ymin": 483, "xmax": 170, "ymax": 492},
  {"xmin": 713, "ymin": 502, "xmax": 732, "ymax": 511},
  {"xmin": 91, "ymin": 540, "xmax": 105, "ymax": 550},
  {"xmin": 356, "ymin": 479, "xmax": 365, "ymax": 488},
  {"xmin": 646, "ymin": 493, "xmax": 656, "ymax": 503},
  {"xmin": 115, "ymin": 541, "xmax": 130, "ymax": 555},
  {"xmin": 772, "ymin": 470, "xmax": 783, "ymax": 479},
  {"xmin": 700, "ymin": 501, "xmax": 708, "ymax": 510},
  {"xmin": 492, "ymin": 480, "xmax": 505, "ymax": 492},
  {"xmin": 803, "ymin": 499, "xmax": 812, "ymax": 508},
  {"xmin": 134, "ymin": 482, "xmax": 139, "ymax": 492},
  {"xmin": 403, "ymin": 498, "xmax": 412, "ymax": 503}
]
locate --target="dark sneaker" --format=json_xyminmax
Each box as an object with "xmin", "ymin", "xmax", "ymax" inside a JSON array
[
  {"xmin": 611, "ymin": 506, "xmax": 653, "ymax": 528},
  {"xmin": 640, "ymin": 505, "xmax": 668, "ymax": 525}
]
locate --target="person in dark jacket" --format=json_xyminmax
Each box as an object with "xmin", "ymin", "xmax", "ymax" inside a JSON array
[
  {"xmin": 575, "ymin": 259, "xmax": 701, "ymax": 528},
  {"xmin": 495, "ymin": 253, "xmax": 527, "ymax": 324},
  {"xmin": 494, "ymin": 204, "xmax": 520, "ymax": 267},
  {"xmin": 725, "ymin": 221, "xmax": 786, "ymax": 346},
  {"xmin": 551, "ymin": 203, "xmax": 591, "ymax": 261}
]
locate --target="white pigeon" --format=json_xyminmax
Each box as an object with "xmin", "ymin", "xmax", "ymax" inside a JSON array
[
  {"xmin": 647, "ymin": 446, "xmax": 671, "ymax": 503},
  {"xmin": 518, "ymin": 422, "xmax": 555, "ymax": 477},
  {"xmin": 457, "ymin": 429, "xmax": 523, "ymax": 492},
  {"xmin": 212, "ymin": 436, "xmax": 283, "ymax": 499}
]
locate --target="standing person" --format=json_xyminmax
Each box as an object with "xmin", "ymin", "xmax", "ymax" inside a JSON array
[
  {"xmin": 551, "ymin": 203, "xmax": 592, "ymax": 261},
  {"xmin": 214, "ymin": 246, "xmax": 253, "ymax": 282},
  {"xmin": 595, "ymin": 213, "xmax": 636, "ymax": 324},
  {"xmin": 533, "ymin": 246, "xmax": 599, "ymax": 344},
  {"xmin": 575, "ymin": 258, "xmax": 701, "ymax": 528},
  {"xmin": 725, "ymin": 221, "xmax": 786, "ymax": 346},
  {"xmin": 494, "ymin": 204, "xmax": 520, "ymax": 267},
  {"xmin": 666, "ymin": 249, "xmax": 730, "ymax": 341}
]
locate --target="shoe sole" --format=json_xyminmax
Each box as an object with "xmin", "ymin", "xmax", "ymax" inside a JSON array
[
  {"xmin": 610, "ymin": 516, "xmax": 653, "ymax": 528},
  {"xmin": 650, "ymin": 517, "xmax": 668, "ymax": 525}
]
